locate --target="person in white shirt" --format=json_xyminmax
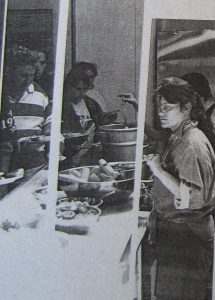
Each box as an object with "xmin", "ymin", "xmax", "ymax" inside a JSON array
[
  {"xmin": 72, "ymin": 61, "xmax": 108, "ymax": 112},
  {"xmin": 61, "ymin": 69, "xmax": 116, "ymax": 167}
]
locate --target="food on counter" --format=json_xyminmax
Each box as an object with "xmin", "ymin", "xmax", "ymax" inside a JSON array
[
  {"xmin": 0, "ymin": 168, "xmax": 25, "ymax": 185},
  {"xmin": 42, "ymin": 179, "xmax": 48, "ymax": 186},
  {"xmin": 60, "ymin": 160, "xmax": 131, "ymax": 184},
  {"xmin": 5, "ymin": 168, "xmax": 24, "ymax": 178},
  {"xmin": 70, "ymin": 169, "xmax": 82, "ymax": 178},
  {"xmin": 56, "ymin": 199, "xmax": 101, "ymax": 221},
  {"xmin": 59, "ymin": 161, "xmax": 135, "ymax": 198},
  {"xmin": 81, "ymin": 167, "xmax": 90, "ymax": 181},
  {"xmin": 33, "ymin": 186, "xmax": 48, "ymax": 209},
  {"xmin": 0, "ymin": 194, "xmax": 43, "ymax": 230},
  {"xmin": 99, "ymin": 159, "xmax": 120, "ymax": 179},
  {"xmin": 88, "ymin": 173, "xmax": 101, "ymax": 182},
  {"xmin": 58, "ymin": 173, "xmax": 88, "ymax": 184},
  {"xmin": 55, "ymin": 224, "xmax": 88, "ymax": 235},
  {"xmin": 97, "ymin": 172, "xmax": 113, "ymax": 182},
  {"xmin": 62, "ymin": 196, "xmax": 103, "ymax": 207},
  {"xmin": 1, "ymin": 219, "xmax": 20, "ymax": 231}
]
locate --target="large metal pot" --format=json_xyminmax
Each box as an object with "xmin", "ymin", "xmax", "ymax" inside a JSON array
[
  {"xmin": 102, "ymin": 141, "xmax": 136, "ymax": 161},
  {"xmin": 102, "ymin": 142, "xmax": 151, "ymax": 162},
  {"xmin": 98, "ymin": 123, "xmax": 137, "ymax": 143}
]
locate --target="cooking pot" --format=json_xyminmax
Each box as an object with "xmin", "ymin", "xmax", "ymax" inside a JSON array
[
  {"xmin": 102, "ymin": 142, "xmax": 151, "ymax": 162},
  {"xmin": 98, "ymin": 123, "xmax": 137, "ymax": 143}
]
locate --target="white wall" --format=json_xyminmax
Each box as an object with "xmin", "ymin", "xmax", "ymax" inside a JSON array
[
  {"xmin": 7, "ymin": 0, "xmax": 144, "ymax": 122},
  {"xmin": 75, "ymin": 0, "xmax": 143, "ymax": 121}
]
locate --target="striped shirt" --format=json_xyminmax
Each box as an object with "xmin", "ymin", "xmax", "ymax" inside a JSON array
[
  {"xmin": 9, "ymin": 83, "xmax": 52, "ymax": 138},
  {"xmin": 2, "ymin": 83, "xmax": 52, "ymax": 169}
]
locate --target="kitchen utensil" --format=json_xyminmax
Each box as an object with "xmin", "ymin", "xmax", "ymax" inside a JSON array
[
  {"xmin": 98, "ymin": 123, "xmax": 137, "ymax": 143},
  {"xmin": 58, "ymin": 162, "xmax": 135, "ymax": 199},
  {"xmin": 62, "ymin": 131, "xmax": 89, "ymax": 145}
]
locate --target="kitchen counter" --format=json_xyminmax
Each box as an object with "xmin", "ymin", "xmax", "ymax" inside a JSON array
[{"xmin": 0, "ymin": 168, "xmax": 149, "ymax": 300}]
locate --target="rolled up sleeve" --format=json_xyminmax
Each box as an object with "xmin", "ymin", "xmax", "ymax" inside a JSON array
[{"xmin": 177, "ymin": 145, "xmax": 214, "ymax": 210}]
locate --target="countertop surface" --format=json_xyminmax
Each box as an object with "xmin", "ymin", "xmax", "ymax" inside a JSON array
[{"xmin": 0, "ymin": 168, "xmax": 149, "ymax": 300}]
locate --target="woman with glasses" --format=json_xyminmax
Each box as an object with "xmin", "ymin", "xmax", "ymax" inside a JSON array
[{"xmin": 144, "ymin": 77, "xmax": 215, "ymax": 300}]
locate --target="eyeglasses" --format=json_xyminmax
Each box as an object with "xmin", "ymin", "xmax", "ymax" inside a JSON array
[{"xmin": 158, "ymin": 103, "xmax": 180, "ymax": 114}]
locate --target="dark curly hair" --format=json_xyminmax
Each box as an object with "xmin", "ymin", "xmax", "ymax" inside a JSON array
[
  {"xmin": 156, "ymin": 77, "xmax": 215, "ymax": 148},
  {"xmin": 181, "ymin": 72, "xmax": 212, "ymax": 101},
  {"xmin": 72, "ymin": 62, "xmax": 98, "ymax": 77},
  {"xmin": 156, "ymin": 77, "xmax": 205, "ymax": 122},
  {"xmin": 4, "ymin": 45, "xmax": 37, "ymax": 70}
]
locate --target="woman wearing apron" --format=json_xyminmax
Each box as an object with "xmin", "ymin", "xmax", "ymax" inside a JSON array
[{"xmin": 145, "ymin": 77, "xmax": 215, "ymax": 300}]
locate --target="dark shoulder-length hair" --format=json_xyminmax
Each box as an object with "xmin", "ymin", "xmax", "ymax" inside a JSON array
[
  {"xmin": 156, "ymin": 77, "xmax": 205, "ymax": 122},
  {"xmin": 64, "ymin": 69, "xmax": 91, "ymax": 89},
  {"xmin": 62, "ymin": 68, "xmax": 91, "ymax": 105},
  {"xmin": 156, "ymin": 77, "xmax": 215, "ymax": 148}
]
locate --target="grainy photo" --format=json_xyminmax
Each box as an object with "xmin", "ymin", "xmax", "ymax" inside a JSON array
[
  {"xmin": 0, "ymin": 1, "xmax": 146, "ymax": 299},
  {"xmin": 140, "ymin": 19, "xmax": 215, "ymax": 300},
  {"xmin": 0, "ymin": 4, "xmax": 56, "ymax": 201},
  {"xmin": 54, "ymin": 1, "xmax": 145, "ymax": 299}
]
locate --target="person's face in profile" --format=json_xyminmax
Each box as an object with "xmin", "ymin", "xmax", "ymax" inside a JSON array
[
  {"xmin": 158, "ymin": 97, "xmax": 188, "ymax": 131},
  {"xmin": 13, "ymin": 64, "xmax": 36, "ymax": 93},
  {"xmin": 68, "ymin": 80, "xmax": 89, "ymax": 104}
]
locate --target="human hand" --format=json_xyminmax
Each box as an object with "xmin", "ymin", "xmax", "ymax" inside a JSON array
[
  {"xmin": 143, "ymin": 154, "xmax": 162, "ymax": 176},
  {"xmin": 118, "ymin": 93, "xmax": 138, "ymax": 111}
]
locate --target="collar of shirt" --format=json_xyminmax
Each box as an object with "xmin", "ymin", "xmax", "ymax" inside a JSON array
[
  {"xmin": 171, "ymin": 119, "xmax": 197, "ymax": 139},
  {"xmin": 161, "ymin": 119, "xmax": 197, "ymax": 164},
  {"xmin": 8, "ymin": 83, "xmax": 35, "ymax": 104}
]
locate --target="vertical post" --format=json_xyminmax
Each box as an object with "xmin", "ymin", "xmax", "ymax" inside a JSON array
[
  {"xmin": 45, "ymin": 0, "xmax": 69, "ymax": 232},
  {"xmin": 71, "ymin": 0, "xmax": 76, "ymax": 64},
  {"xmin": 0, "ymin": 0, "xmax": 8, "ymax": 113},
  {"xmin": 129, "ymin": 0, "xmax": 153, "ymax": 298}
]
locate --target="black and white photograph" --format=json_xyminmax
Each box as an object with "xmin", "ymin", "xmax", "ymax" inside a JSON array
[
  {"xmin": 55, "ymin": 0, "xmax": 145, "ymax": 298},
  {"xmin": 0, "ymin": 1, "xmax": 59, "ymax": 199},
  {"xmin": 1, "ymin": 0, "xmax": 215, "ymax": 299},
  {"xmin": 140, "ymin": 18, "xmax": 215, "ymax": 300},
  {"xmin": 0, "ymin": 0, "xmax": 145, "ymax": 299}
]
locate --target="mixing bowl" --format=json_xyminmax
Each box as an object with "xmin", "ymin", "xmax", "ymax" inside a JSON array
[{"xmin": 59, "ymin": 162, "xmax": 135, "ymax": 199}]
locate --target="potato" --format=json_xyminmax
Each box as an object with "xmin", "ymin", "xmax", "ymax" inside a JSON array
[
  {"xmin": 89, "ymin": 173, "xmax": 101, "ymax": 182},
  {"xmin": 63, "ymin": 183, "xmax": 79, "ymax": 193},
  {"xmin": 90, "ymin": 167, "xmax": 101, "ymax": 175},
  {"xmin": 68, "ymin": 169, "xmax": 82, "ymax": 178},
  {"xmin": 99, "ymin": 159, "xmax": 120, "ymax": 179},
  {"xmin": 79, "ymin": 183, "xmax": 100, "ymax": 192},
  {"xmin": 98, "ymin": 172, "xmax": 113, "ymax": 182},
  {"xmin": 81, "ymin": 167, "xmax": 90, "ymax": 181}
]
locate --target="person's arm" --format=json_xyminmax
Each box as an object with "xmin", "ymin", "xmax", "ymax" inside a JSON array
[
  {"xmin": 145, "ymin": 154, "xmax": 181, "ymax": 198},
  {"xmin": 144, "ymin": 154, "xmax": 201, "ymax": 209},
  {"xmin": 85, "ymin": 96, "xmax": 118, "ymax": 126},
  {"xmin": 119, "ymin": 93, "xmax": 139, "ymax": 111}
]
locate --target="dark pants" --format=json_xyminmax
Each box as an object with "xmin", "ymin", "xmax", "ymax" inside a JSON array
[{"xmin": 155, "ymin": 219, "xmax": 213, "ymax": 300}]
